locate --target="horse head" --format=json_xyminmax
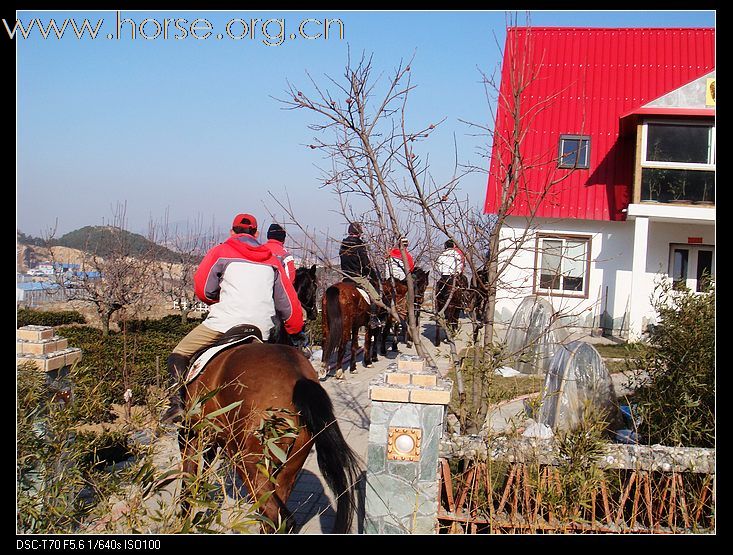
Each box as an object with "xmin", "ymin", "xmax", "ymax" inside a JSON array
[
  {"xmin": 294, "ymin": 264, "xmax": 318, "ymax": 321},
  {"xmin": 411, "ymin": 266, "xmax": 430, "ymax": 307}
]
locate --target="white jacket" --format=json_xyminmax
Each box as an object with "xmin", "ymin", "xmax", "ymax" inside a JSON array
[
  {"xmin": 385, "ymin": 258, "xmax": 407, "ymax": 281},
  {"xmin": 436, "ymin": 248, "xmax": 465, "ymax": 276}
]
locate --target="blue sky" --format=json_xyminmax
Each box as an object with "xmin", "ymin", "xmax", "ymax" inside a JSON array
[{"xmin": 15, "ymin": 9, "xmax": 715, "ymax": 239}]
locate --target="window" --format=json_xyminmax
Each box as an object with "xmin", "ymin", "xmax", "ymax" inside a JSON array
[
  {"xmin": 641, "ymin": 120, "xmax": 715, "ymax": 204},
  {"xmin": 535, "ymin": 235, "xmax": 591, "ymax": 297},
  {"xmin": 669, "ymin": 244, "xmax": 714, "ymax": 292},
  {"xmin": 558, "ymin": 135, "xmax": 590, "ymax": 169}
]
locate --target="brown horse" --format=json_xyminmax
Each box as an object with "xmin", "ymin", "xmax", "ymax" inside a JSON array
[
  {"xmin": 321, "ymin": 281, "xmax": 383, "ymax": 377},
  {"xmin": 380, "ymin": 267, "xmax": 429, "ymax": 354},
  {"xmin": 179, "ymin": 341, "xmax": 361, "ymax": 533},
  {"xmin": 434, "ymin": 273, "xmax": 469, "ymax": 346}
]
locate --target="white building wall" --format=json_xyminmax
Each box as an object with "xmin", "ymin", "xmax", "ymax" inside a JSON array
[
  {"xmin": 628, "ymin": 219, "xmax": 715, "ymax": 338},
  {"xmin": 494, "ymin": 216, "xmax": 714, "ymax": 339}
]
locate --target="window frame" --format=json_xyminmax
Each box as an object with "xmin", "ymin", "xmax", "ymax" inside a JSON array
[
  {"xmin": 641, "ymin": 119, "xmax": 716, "ymax": 172},
  {"xmin": 533, "ymin": 233, "xmax": 592, "ymax": 299},
  {"xmin": 557, "ymin": 134, "xmax": 591, "ymax": 169},
  {"xmin": 667, "ymin": 243, "xmax": 715, "ymax": 293}
]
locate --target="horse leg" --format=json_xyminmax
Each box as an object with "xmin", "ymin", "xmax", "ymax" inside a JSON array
[
  {"xmin": 336, "ymin": 342, "xmax": 346, "ymax": 379},
  {"xmin": 387, "ymin": 321, "xmax": 394, "ymax": 351},
  {"xmin": 178, "ymin": 424, "xmax": 218, "ymax": 519},
  {"xmin": 472, "ymin": 308, "xmax": 482, "ymax": 344},
  {"xmin": 364, "ymin": 328, "xmax": 382, "ymax": 365},
  {"xmin": 379, "ymin": 319, "xmax": 388, "ymax": 356},
  {"xmin": 354, "ymin": 322, "xmax": 364, "ymax": 371},
  {"xmin": 453, "ymin": 307, "xmax": 461, "ymax": 335},
  {"xmin": 320, "ymin": 302, "xmax": 330, "ymax": 379},
  {"xmin": 371, "ymin": 326, "xmax": 379, "ymax": 363},
  {"xmin": 178, "ymin": 427, "xmax": 198, "ymax": 518},
  {"xmin": 265, "ymin": 431, "xmax": 315, "ymax": 533},
  {"xmin": 393, "ymin": 322, "xmax": 412, "ymax": 351},
  {"xmin": 229, "ymin": 436, "xmax": 303, "ymax": 533},
  {"xmin": 448, "ymin": 309, "xmax": 457, "ymax": 339}
]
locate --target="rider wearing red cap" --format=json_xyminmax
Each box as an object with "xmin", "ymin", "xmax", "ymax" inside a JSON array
[{"xmin": 161, "ymin": 213, "xmax": 305, "ymax": 424}]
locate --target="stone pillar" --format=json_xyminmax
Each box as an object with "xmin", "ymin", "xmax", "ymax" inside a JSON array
[
  {"xmin": 629, "ymin": 216, "xmax": 650, "ymax": 341},
  {"xmin": 364, "ymin": 355, "xmax": 452, "ymax": 534},
  {"xmin": 16, "ymin": 325, "xmax": 82, "ymax": 387}
]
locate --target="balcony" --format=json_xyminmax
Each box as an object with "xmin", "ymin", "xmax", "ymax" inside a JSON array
[{"xmin": 633, "ymin": 119, "xmax": 715, "ymax": 209}]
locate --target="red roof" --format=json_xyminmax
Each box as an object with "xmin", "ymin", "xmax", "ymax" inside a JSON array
[{"xmin": 484, "ymin": 27, "xmax": 715, "ymax": 221}]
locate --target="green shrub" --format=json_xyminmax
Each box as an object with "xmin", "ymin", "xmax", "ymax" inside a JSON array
[
  {"xmin": 18, "ymin": 308, "xmax": 86, "ymax": 327},
  {"xmin": 627, "ymin": 280, "xmax": 715, "ymax": 447},
  {"xmin": 17, "ymin": 362, "xmax": 48, "ymax": 476},
  {"xmin": 305, "ymin": 310, "xmax": 323, "ymax": 347},
  {"xmin": 17, "ymin": 362, "xmax": 129, "ymax": 533},
  {"xmin": 125, "ymin": 314, "xmax": 203, "ymax": 335},
  {"xmin": 58, "ymin": 324, "xmax": 187, "ymax": 420}
]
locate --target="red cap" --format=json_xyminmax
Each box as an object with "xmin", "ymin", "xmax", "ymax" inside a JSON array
[{"xmin": 232, "ymin": 213, "xmax": 258, "ymax": 232}]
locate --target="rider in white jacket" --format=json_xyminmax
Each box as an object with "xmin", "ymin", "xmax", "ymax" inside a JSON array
[{"xmin": 436, "ymin": 240, "xmax": 465, "ymax": 277}]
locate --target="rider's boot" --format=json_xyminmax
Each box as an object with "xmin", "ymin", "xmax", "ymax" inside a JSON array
[{"xmin": 160, "ymin": 353, "xmax": 190, "ymax": 425}]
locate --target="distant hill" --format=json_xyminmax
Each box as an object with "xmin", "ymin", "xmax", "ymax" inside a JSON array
[{"xmin": 17, "ymin": 226, "xmax": 184, "ymax": 264}]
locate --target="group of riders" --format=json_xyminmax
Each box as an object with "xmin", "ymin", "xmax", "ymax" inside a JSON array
[{"xmin": 161, "ymin": 213, "xmax": 471, "ymax": 425}]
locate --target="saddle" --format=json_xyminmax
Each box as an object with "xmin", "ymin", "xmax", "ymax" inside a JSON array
[
  {"xmin": 185, "ymin": 324, "xmax": 263, "ymax": 383},
  {"xmin": 342, "ymin": 277, "xmax": 375, "ymax": 305},
  {"xmin": 355, "ymin": 287, "xmax": 371, "ymax": 305}
]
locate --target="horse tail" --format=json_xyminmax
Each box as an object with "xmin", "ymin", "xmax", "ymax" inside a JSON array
[
  {"xmin": 322, "ymin": 286, "xmax": 342, "ymax": 364},
  {"xmin": 292, "ymin": 378, "xmax": 361, "ymax": 533}
]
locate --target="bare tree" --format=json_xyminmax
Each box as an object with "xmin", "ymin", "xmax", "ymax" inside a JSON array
[
  {"xmin": 278, "ymin": 14, "xmax": 591, "ymax": 433},
  {"xmin": 150, "ymin": 210, "xmax": 213, "ymax": 324},
  {"xmin": 279, "ymin": 50, "xmax": 491, "ymax": 388},
  {"xmin": 64, "ymin": 202, "xmax": 155, "ymax": 336},
  {"xmin": 279, "ymin": 51, "xmax": 476, "ymax": 363}
]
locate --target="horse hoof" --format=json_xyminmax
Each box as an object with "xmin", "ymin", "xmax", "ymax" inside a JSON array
[
  {"xmin": 318, "ymin": 369, "xmax": 328, "ymax": 381},
  {"xmin": 335, "ymin": 369, "xmax": 345, "ymax": 380},
  {"xmin": 351, "ymin": 368, "xmax": 360, "ymax": 374}
]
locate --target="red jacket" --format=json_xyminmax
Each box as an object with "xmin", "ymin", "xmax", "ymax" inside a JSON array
[
  {"xmin": 388, "ymin": 248, "xmax": 415, "ymax": 272},
  {"xmin": 263, "ymin": 239, "xmax": 296, "ymax": 284},
  {"xmin": 193, "ymin": 234, "xmax": 303, "ymax": 336}
]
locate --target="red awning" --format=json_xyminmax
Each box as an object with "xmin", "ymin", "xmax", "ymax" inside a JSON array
[
  {"xmin": 621, "ymin": 106, "xmax": 714, "ymax": 119},
  {"xmin": 619, "ymin": 107, "xmax": 714, "ymax": 136}
]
